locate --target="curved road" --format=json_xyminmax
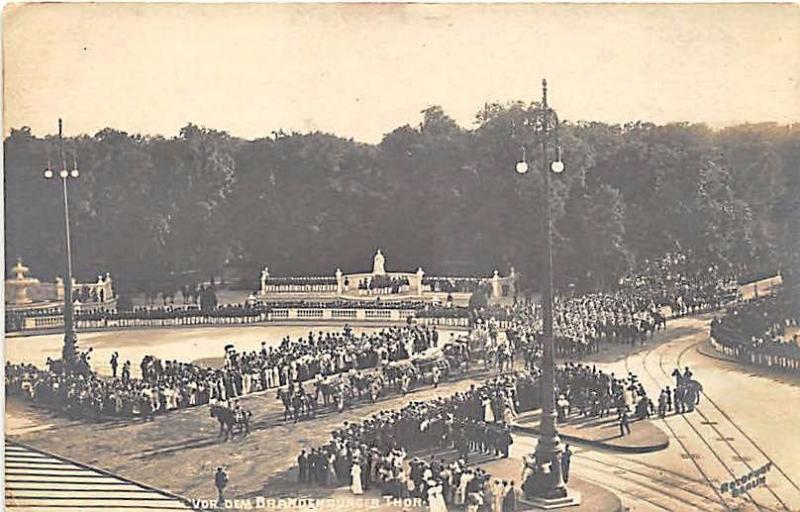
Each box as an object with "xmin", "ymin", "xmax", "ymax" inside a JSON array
[{"xmin": 512, "ymin": 314, "xmax": 800, "ymax": 512}]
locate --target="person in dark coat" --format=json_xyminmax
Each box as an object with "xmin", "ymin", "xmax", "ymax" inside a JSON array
[
  {"xmin": 502, "ymin": 481, "xmax": 518, "ymax": 512},
  {"xmin": 561, "ymin": 444, "xmax": 573, "ymax": 483},
  {"xmin": 497, "ymin": 425, "xmax": 513, "ymax": 458},
  {"xmin": 110, "ymin": 352, "xmax": 119, "ymax": 379},
  {"xmin": 297, "ymin": 450, "xmax": 308, "ymax": 483},
  {"xmin": 214, "ymin": 467, "xmax": 228, "ymax": 505}
]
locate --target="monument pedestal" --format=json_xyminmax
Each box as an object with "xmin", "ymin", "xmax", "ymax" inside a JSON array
[{"xmin": 521, "ymin": 491, "xmax": 582, "ymax": 510}]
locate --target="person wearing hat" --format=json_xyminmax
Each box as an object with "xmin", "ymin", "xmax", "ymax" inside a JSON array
[{"xmin": 110, "ymin": 352, "xmax": 119, "ymax": 378}]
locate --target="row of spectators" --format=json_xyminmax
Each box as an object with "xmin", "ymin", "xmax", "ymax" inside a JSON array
[
  {"xmin": 710, "ymin": 291, "xmax": 800, "ymax": 373},
  {"xmin": 251, "ymin": 299, "xmax": 427, "ymax": 310},
  {"xmin": 357, "ymin": 276, "xmax": 410, "ymax": 294},
  {"xmin": 8, "ymin": 299, "xmax": 436, "ymax": 332},
  {"xmin": 5, "ymin": 325, "xmax": 441, "ymax": 419},
  {"xmin": 268, "ymin": 276, "xmax": 338, "ymax": 285},
  {"xmin": 423, "ymin": 278, "xmax": 482, "ymax": 294}
]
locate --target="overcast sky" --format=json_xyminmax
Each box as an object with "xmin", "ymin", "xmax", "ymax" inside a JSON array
[{"xmin": 4, "ymin": 3, "xmax": 799, "ymax": 143}]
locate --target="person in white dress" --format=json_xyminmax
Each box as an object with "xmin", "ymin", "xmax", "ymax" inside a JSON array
[
  {"xmin": 503, "ymin": 405, "xmax": 515, "ymax": 425},
  {"xmin": 456, "ymin": 470, "xmax": 473, "ymax": 506},
  {"xmin": 351, "ymin": 462, "xmax": 363, "ymax": 495},
  {"xmin": 483, "ymin": 398, "xmax": 495, "ymax": 423},
  {"xmin": 427, "ymin": 481, "xmax": 448, "ymax": 512}
]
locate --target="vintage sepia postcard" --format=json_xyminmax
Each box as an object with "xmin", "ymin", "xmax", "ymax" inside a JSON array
[{"xmin": 3, "ymin": 3, "xmax": 799, "ymax": 512}]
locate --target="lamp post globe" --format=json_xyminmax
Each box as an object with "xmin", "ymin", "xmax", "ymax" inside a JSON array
[
  {"xmin": 551, "ymin": 160, "xmax": 565, "ymax": 174},
  {"xmin": 70, "ymin": 169, "xmax": 80, "ymax": 178},
  {"xmin": 44, "ymin": 169, "xmax": 54, "ymax": 179},
  {"xmin": 516, "ymin": 161, "xmax": 529, "ymax": 174},
  {"xmin": 59, "ymin": 169, "xmax": 69, "ymax": 179}
]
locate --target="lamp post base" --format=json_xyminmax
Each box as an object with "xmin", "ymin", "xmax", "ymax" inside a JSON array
[
  {"xmin": 523, "ymin": 469, "xmax": 568, "ymax": 500},
  {"xmin": 520, "ymin": 491, "xmax": 582, "ymax": 510}
]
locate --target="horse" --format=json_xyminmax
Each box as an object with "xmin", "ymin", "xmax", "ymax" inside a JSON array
[
  {"xmin": 210, "ymin": 403, "xmax": 251, "ymax": 441},
  {"xmin": 683, "ymin": 379, "xmax": 703, "ymax": 409},
  {"xmin": 652, "ymin": 310, "xmax": 667, "ymax": 331},
  {"xmin": 672, "ymin": 296, "xmax": 686, "ymax": 318},
  {"xmin": 276, "ymin": 388, "xmax": 292, "ymax": 421}
]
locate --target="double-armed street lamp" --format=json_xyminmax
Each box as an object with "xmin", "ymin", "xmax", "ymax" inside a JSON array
[
  {"xmin": 515, "ymin": 79, "xmax": 578, "ymax": 506},
  {"xmin": 43, "ymin": 118, "xmax": 80, "ymax": 365}
]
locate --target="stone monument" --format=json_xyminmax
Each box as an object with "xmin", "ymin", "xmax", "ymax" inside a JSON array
[
  {"xmin": 372, "ymin": 249, "xmax": 386, "ymax": 276},
  {"xmin": 260, "ymin": 267, "xmax": 270, "ymax": 295},
  {"xmin": 335, "ymin": 268, "xmax": 344, "ymax": 295}
]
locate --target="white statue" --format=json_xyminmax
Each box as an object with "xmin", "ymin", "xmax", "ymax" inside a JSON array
[
  {"xmin": 373, "ymin": 250, "xmax": 386, "ymax": 275},
  {"xmin": 260, "ymin": 267, "xmax": 270, "ymax": 292}
]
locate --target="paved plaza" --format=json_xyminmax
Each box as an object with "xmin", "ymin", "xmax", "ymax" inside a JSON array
[{"xmin": 6, "ymin": 312, "xmax": 800, "ymax": 511}]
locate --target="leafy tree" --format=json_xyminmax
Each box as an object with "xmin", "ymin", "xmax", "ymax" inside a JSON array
[{"xmin": 5, "ymin": 115, "xmax": 798, "ymax": 298}]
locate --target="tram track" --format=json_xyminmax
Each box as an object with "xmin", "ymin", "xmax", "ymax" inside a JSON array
[
  {"xmin": 577, "ymin": 452, "xmax": 726, "ymax": 509},
  {"xmin": 627, "ymin": 320, "xmax": 797, "ymax": 512},
  {"xmin": 676, "ymin": 343, "xmax": 800, "ymax": 498},
  {"xmin": 649, "ymin": 347, "xmax": 773, "ymax": 512},
  {"xmin": 666, "ymin": 343, "xmax": 792, "ymax": 512},
  {"xmin": 638, "ymin": 340, "xmax": 739, "ymax": 511},
  {"xmin": 575, "ymin": 452, "xmax": 722, "ymax": 511},
  {"xmin": 578, "ymin": 474, "xmax": 676, "ymax": 512}
]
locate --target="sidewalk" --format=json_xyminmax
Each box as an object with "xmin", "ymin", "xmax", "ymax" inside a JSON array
[{"xmin": 512, "ymin": 410, "xmax": 669, "ymax": 454}]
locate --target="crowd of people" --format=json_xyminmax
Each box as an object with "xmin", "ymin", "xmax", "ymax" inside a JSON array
[
  {"xmin": 711, "ymin": 291, "xmax": 800, "ymax": 373},
  {"xmin": 262, "ymin": 276, "xmax": 339, "ymax": 294},
  {"xmin": 75, "ymin": 303, "xmax": 268, "ymax": 329},
  {"xmin": 296, "ymin": 356, "xmax": 692, "ymax": 507},
  {"xmin": 274, "ymin": 325, "xmax": 447, "ymax": 420},
  {"xmin": 267, "ymin": 276, "xmax": 339, "ymax": 286},
  {"xmin": 299, "ymin": 376, "xmax": 521, "ymax": 511},
  {"xmin": 9, "ymin": 298, "xmax": 446, "ymax": 333},
  {"xmin": 618, "ymin": 251, "xmax": 739, "ymax": 315},
  {"xmin": 553, "ymin": 363, "xmax": 644, "ymax": 421},
  {"xmin": 356, "ymin": 275, "xmax": 411, "ymax": 295},
  {"xmin": 251, "ymin": 299, "xmax": 429, "ymax": 310},
  {"xmin": 5, "ymin": 325, "xmax": 443, "ymax": 420},
  {"xmin": 502, "ymin": 291, "xmax": 666, "ymax": 367},
  {"xmin": 6, "ymin": 353, "xmax": 220, "ymax": 419},
  {"xmin": 423, "ymin": 278, "xmax": 482, "ymax": 294},
  {"xmin": 7, "ymin": 250, "xmax": 738, "ymax": 511},
  {"xmin": 491, "ymin": 252, "xmax": 741, "ymax": 364}
]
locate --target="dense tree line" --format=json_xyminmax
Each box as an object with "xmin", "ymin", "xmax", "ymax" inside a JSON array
[{"xmin": 4, "ymin": 105, "xmax": 799, "ymax": 296}]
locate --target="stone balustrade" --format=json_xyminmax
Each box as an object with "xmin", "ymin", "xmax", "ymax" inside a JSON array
[{"xmin": 10, "ymin": 306, "xmax": 470, "ymax": 333}]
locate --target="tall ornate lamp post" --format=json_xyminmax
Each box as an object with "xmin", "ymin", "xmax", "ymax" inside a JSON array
[
  {"xmin": 516, "ymin": 80, "xmax": 579, "ymax": 507},
  {"xmin": 43, "ymin": 118, "xmax": 80, "ymax": 365}
]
